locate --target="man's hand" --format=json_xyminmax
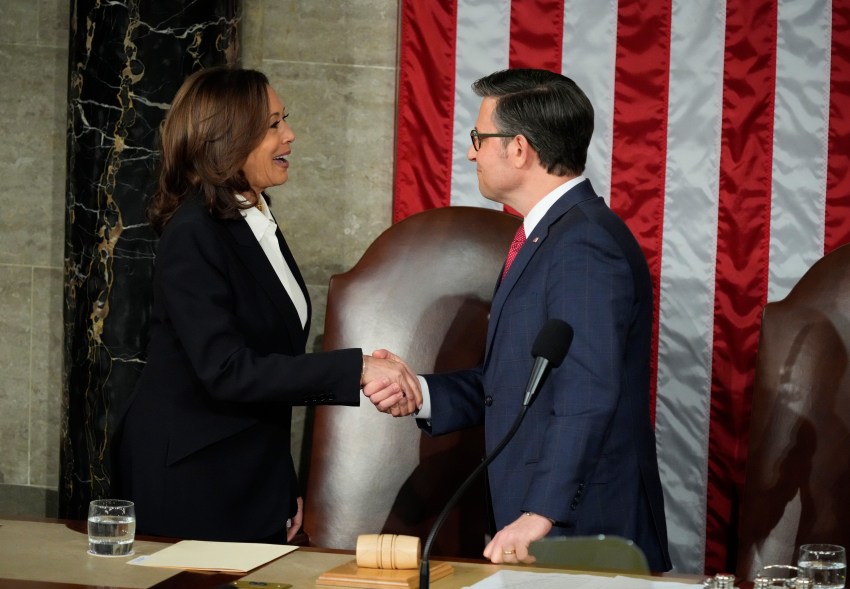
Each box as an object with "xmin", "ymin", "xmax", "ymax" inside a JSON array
[
  {"xmin": 483, "ymin": 512, "xmax": 553, "ymax": 564},
  {"xmin": 361, "ymin": 351, "xmax": 421, "ymax": 415}
]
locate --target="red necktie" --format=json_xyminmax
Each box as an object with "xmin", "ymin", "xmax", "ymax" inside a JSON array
[{"xmin": 502, "ymin": 225, "xmax": 526, "ymax": 279}]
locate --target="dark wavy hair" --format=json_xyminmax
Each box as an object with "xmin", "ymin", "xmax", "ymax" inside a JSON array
[
  {"xmin": 148, "ymin": 67, "xmax": 272, "ymax": 233},
  {"xmin": 472, "ymin": 68, "xmax": 594, "ymax": 177}
]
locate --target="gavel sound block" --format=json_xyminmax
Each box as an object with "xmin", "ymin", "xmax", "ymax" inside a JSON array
[{"xmin": 316, "ymin": 534, "xmax": 453, "ymax": 588}]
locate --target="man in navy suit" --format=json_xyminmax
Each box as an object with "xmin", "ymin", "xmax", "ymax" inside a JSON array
[{"xmin": 366, "ymin": 68, "xmax": 671, "ymax": 570}]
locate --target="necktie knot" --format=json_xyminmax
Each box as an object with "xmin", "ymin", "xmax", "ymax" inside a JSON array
[{"xmin": 502, "ymin": 225, "xmax": 526, "ymax": 279}]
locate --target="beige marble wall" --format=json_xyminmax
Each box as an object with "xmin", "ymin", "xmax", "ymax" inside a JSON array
[
  {"xmin": 241, "ymin": 0, "xmax": 398, "ymax": 319},
  {"xmin": 0, "ymin": 0, "xmax": 68, "ymax": 515},
  {"xmin": 0, "ymin": 0, "xmax": 399, "ymax": 514}
]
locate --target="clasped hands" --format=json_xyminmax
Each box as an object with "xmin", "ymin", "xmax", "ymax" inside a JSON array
[
  {"xmin": 360, "ymin": 351, "xmax": 553, "ymax": 565},
  {"xmin": 361, "ymin": 350, "xmax": 420, "ymax": 416}
]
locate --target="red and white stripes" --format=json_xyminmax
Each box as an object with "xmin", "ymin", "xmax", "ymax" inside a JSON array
[{"xmin": 393, "ymin": 0, "xmax": 850, "ymax": 574}]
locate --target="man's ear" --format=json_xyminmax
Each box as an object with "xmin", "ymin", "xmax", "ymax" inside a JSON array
[{"xmin": 512, "ymin": 134, "xmax": 536, "ymax": 169}]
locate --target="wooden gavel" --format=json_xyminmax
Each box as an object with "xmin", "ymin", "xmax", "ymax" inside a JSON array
[{"xmin": 355, "ymin": 534, "xmax": 421, "ymax": 570}]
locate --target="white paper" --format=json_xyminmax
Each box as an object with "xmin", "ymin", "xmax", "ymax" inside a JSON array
[
  {"xmin": 128, "ymin": 540, "xmax": 297, "ymax": 572},
  {"xmin": 464, "ymin": 570, "xmax": 704, "ymax": 589}
]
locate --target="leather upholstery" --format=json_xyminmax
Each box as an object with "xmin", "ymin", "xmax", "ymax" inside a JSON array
[
  {"xmin": 736, "ymin": 243, "xmax": 850, "ymax": 579},
  {"xmin": 302, "ymin": 205, "xmax": 521, "ymax": 557}
]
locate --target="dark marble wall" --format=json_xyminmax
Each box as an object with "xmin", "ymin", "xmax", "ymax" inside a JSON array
[{"xmin": 61, "ymin": 0, "xmax": 240, "ymax": 518}]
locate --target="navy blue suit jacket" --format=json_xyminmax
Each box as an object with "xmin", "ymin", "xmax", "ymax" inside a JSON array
[
  {"xmin": 118, "ymin": 194, "xmax": 362, "ymax": 541},
  {"xmin": 421, "ymin": 180, "xmax": 672, "ymax": 571}
]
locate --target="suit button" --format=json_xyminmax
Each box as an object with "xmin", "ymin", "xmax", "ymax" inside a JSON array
[{"xmin": 485, "ymin": 396, "xmax": 493, "ymax": 407}]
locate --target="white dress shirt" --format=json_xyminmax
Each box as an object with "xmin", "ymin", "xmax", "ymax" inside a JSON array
[{"xmin": 238, "ymin": 194, "xmax": 308, "ymax": 328}]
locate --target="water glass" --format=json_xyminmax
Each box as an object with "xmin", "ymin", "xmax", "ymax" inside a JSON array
[
  {"xmin": 87, "ymin": 499, "xmax": 136, "ymax": 557},
  {"xmin": 798, "ymin": 544, "xmax": 846, "ymax": 588}
]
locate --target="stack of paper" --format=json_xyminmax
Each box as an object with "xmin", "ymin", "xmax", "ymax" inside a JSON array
[{"xmin": 128, "ymin": 540, "xmax": 297, "ymax": 573}]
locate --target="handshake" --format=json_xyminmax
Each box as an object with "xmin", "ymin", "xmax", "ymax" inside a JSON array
[{"xmin": 360, "ymin": 350, "xmax": 422, "ymax": 417}]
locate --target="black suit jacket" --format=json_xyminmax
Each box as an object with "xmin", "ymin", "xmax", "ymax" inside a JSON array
[{"xmin": 118, "ymin": 194, "xmax": 362, "ymax": 541}]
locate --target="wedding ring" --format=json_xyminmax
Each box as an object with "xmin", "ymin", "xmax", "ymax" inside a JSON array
[{"xmin": 503, "ymin": 550, "xmax": 515, "ymax": 555}]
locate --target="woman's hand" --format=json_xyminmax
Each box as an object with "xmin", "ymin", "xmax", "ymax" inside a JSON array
[{"xmin": 286, "ymin": 496, "xmax": 303, "ymax": 542}]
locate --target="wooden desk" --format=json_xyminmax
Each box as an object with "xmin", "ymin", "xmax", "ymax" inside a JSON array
[{"xmin": 0, "ymin": 518, "xmax": 702, "ymax": 589}]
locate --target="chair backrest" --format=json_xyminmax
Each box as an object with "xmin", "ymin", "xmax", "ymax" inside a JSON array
[
  {"xmin": 302, "ymin": 206, "xmax": 521, "ymax": 558},
  {"xmin": 528, "ymin": 535, "xmax": 650, "ymax": 573},
  {"xmin": 736, "ymin": 243, "xmax": 850, "ymax": 580}
]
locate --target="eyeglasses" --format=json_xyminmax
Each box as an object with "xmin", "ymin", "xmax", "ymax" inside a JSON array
[{"xmin": 470, "ymin": 129, "xmax": 515, "ymax": 151}]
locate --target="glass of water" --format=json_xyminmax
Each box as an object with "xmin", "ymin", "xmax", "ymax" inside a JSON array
[
  {"xmin": 87, "ymin": 499, "xmax": 136, "ymax": 557},
  {"xmin": 798, "ymin": 544, "xmax": 846, "ymax": 588}
]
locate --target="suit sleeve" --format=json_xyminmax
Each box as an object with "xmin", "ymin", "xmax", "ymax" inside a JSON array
[
  {"xmin": 419, "ymin": 366, "xmax": 486, "ymax": 435},
  {"xmin": 522, "ymin": 222, "xmax": 636, "ymax": 525},
  {"xmin": 156, "ymin": 215, "xmax": 362, "ymax": 407}
]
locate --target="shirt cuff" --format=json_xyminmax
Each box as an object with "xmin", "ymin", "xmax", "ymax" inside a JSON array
[{"xmin": 414, "ymin": 375, "xmax": 432, "ymax": 419}]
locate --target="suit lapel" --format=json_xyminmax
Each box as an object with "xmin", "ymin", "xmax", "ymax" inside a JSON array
[
  {"xmin": 223, "ymin": 218, "xmax": 309, "ymax": 349},
  {"xmin": 272, "ymin": 217, "xmax": 313, "ymax": 335},
  {"xmin": 484, "ymin": 179, "xmax": 600, "ymax": 364}
]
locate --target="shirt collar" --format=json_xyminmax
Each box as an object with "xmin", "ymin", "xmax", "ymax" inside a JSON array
[
  {"xmin": 236, "ymin": 193, "xmax": 275, "ymax": 241},
  {"xmin": 523, "ymin": 175, "xmax": 586, "ymax": 236}
]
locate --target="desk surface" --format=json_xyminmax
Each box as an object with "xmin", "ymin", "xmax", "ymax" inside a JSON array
[{"xmin": 0, "ymin": 518, "xmax": 702, "ymax": 589}]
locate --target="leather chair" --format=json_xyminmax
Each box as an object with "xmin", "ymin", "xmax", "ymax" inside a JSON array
[
  {"xmin": 302, "ymin": 205, "xmax": 521, "ymax": 558},
  {"xmin": 736, "ymin": 243, "xmax": 850, "ymax": 580}
]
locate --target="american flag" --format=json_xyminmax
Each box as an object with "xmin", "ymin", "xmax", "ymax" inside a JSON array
[{"xmin": 392, "ymin": 0, "xmax": 850, "ymax": 574}]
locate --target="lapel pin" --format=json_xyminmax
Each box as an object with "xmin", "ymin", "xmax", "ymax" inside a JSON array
[{"xmin": 532, "ymin": 237, "xmax": 539, "ymax": 243}]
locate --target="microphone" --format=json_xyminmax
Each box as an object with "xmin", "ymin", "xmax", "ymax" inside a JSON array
[
  {"xmin": 419, "ymin": 319, "xmax": 574, "ymax": 589},
  {"xmin": 523, "ymin": 319, "xmax": 573, "ymax": 406}
]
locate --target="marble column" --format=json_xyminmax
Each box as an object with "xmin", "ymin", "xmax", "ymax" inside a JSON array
[{"xmin": 61, "ymin": 0, "xmax": 240, "ymax": 518}]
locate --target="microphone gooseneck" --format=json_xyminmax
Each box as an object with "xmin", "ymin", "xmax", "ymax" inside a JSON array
[{"xmin": 419, "ymin": 319, "xmax": 574, "ymax": 589}]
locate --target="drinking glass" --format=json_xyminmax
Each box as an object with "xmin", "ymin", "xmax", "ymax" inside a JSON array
[
  {"xmin": 798, "ymin": 544, "xmax": 846, "ymax": 589},
  {"xmin": 87, "ymin": 499, "xmax": 136, "ymax": 556}
]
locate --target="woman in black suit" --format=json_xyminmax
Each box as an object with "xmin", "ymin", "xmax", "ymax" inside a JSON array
[{"xmin": 117, "ymin": 67, "xmax": 419, "ymax": 543}]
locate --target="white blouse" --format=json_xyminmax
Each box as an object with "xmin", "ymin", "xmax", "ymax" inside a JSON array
[{"xmin": 238, "ymin": 194, "xmax": 308, "ymax": 328}]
